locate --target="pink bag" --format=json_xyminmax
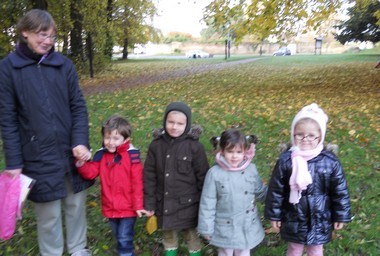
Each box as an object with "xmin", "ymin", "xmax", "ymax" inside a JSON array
[{"xmin": 0, "ymin": 172, "xmax": 21, "ymax": 240}]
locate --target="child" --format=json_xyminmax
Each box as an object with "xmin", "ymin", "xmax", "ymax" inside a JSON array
[
  {"xmin": 143, "ymin": 102, "xmax": 209, "ymax": 256},
  {"xmin": 265, "ymin": 103, "xmax": 351, "ymax": 256},
  {"xmin": 76, "ymin": 115, "xmax": 147, "ymax": 256},
  {"xmin": 198, "ymin": 128, "xmax": 267, "ymax": 256}
]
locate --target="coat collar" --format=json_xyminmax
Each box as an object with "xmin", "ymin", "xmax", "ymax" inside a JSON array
[{"xmin": 9, "ymin": 44, "xmax": 65, "ymax": 68}]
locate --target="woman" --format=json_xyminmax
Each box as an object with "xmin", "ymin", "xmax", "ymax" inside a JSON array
[{"xmin": 0, "ymin": 9, "xmax": 93, "ymax": 256}]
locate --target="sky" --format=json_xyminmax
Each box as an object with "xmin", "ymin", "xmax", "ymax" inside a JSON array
[{"xmin": 153, "ymin": 0, "xmax": 212, "ymax": 37}]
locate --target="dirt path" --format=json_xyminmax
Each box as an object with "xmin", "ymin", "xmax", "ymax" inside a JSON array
[{"xmin": 82, "ymin": 57, "xmax": 263, "ymax": 96}]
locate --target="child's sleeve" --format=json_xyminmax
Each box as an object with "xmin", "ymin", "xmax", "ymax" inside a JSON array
[
  {"xmin": 330, "ymin": 160, "xmax": 351, "ymax": 223},
  {"xmin": 252, "ymin": 164, "xmax": 268, "ymax": 202},
  {"xmin": 198, "ymin": 169, "xmax": 217, "ymax": 237},
  {"xmin": 193, "ymin": 142, "xmax": 210, "ymax": 191},
  {"xmin": 77, "ymin": 150, "xmax": 103, "ymax": 180},
  {"xmin": 129, "ymin": 149, "xmax": 144, "ymax": 211},
  {"xmin": 77, "ymin": 161, "xmax": 100, "ymax": 180},
  {"xmin": 264, "ymin": 159, "xmax": 285, "ymax": 221},
  {"xmin": 143, "ymin": 145, "xmax": 158, "ymax": 211}
]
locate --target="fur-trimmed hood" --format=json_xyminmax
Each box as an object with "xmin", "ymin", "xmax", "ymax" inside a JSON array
[{"xmin": 152, "ymin": 124, "xmax": 203, "ymax": 140}]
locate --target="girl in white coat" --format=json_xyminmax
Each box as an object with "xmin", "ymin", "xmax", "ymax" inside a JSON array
[{"xmin": 198, "ymin": 129, "xmax": 267, "ymax": 256}]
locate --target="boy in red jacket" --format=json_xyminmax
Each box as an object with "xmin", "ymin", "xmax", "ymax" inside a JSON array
[{"xmin": 77, "ymin": 115, "xmax": 148, "ymax": 256}]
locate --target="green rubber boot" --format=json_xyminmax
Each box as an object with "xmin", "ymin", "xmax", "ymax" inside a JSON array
[
  {"xmin": 164, "ymin": 249, "xmax": 178, "ymax": 256},
  {"xmin": 189, "ymin": 250, "xmax": 201, "ymax": 256}
]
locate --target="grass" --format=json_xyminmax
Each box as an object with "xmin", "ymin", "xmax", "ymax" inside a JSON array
[{"xmin": 0, "ymin": 52, "xmax": 379, "ymax": 255}]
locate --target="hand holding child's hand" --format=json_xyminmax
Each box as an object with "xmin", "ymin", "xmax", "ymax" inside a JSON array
[{"xmin": 72, "ymin": 145, "xmax": 91, "ymax": 161}]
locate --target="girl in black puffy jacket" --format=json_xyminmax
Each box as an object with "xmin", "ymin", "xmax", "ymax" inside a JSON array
[{"xmin": 265, "ymin": 103, "xmax": 351, "ymax": 256}]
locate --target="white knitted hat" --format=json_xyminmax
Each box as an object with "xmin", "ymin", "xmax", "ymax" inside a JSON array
[{"xmin": 291, "ymin": 103, "xmax": 328, "ymax": 146}]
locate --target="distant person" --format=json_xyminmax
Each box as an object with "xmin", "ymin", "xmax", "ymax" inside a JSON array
[
  {"xmin": 0, "ymin": 9, "xmax": 93, "ymax": 256},
  {"xmin": 198, "ymin": 129, "xmax": 267, "ymax": 256},
  {"xmin": 77, "ymin": 115, "xmax": 148, "ymax": 256},
  {"xmin": 265, "ymin": 103, "xmax": 351, "ymax": 256},
  {"xmin": 143, "ymin": 102, "xmax": 209, "ymax": 256}
]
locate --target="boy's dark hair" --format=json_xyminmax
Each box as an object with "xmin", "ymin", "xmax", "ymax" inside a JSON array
[
  {"xmin": 211, "ymin": 128, "xmax": 258, "ymax": 151},
  {"xmin": 101, "ymin": 115, "xmax": 132, "ymax": 139}
]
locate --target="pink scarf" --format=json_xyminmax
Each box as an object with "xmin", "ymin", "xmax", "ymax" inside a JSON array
[
  {"xmin": 289, "ymin": 144, "xmax": 323, "ymax": 204},
  {"xmin": 215, "ymin": 143, "xmax": 256, "ymax": 171}
]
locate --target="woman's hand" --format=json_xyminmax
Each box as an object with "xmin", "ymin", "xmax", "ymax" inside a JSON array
[
  {"xmin": 4, "ymin": 169, "xmax": 22, "ymax": 178},
  {"xmin": 72, "ymin": 145, "xmax": 91, "ymax": 161}
]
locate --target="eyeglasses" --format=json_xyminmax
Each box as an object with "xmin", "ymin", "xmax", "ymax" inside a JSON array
[
  {"xmin": 36, "ymin": 32, "xmax": 57, "ymax": 41},
  {"xmin": 294, "ymin": 134, "xmax": 320, "ymax": 142}
]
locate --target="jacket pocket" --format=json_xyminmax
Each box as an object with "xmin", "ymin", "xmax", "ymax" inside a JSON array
[
  {"xmin": 22, "ymin": 136, "xmax": 40, "ymax": 161},
  {"xmin": 316, "ymin": 211, "xmax": 332, "ymax": 234},
  {"xmin": 177, "ymin": 194, "xmax": 199, "ymax": 219},
  {"xmin": 282, "ymin": 212, "xmax": 300, "ymax": 234},
  {"xmin": 177, "ymin": 153, "xmax": 192, "ymax": 174},
  {"xmin": 282, "ymin": 220, "xmax": 299, "ymax": 234},
  {"xmin": 214, "ymin": 217, "xmax": 233, "ymax": 240},
  {"xmin": 215, "ymin": 179, "xmax": 229, "ymax": 196},
  {"xmin": 244, "ymin": 174, "xmax": 256, "ymax": 194}
]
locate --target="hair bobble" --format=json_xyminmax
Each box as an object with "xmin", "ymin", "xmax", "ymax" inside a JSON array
[
  {"xmin": 246, "ymin": 134, "xmax": 258, "ymax": 145},
  {"xmin": 211, "ymin": 133, "xmax": 258, "ymax": 150},
  {"xmin": 210, "ymin": 136, "xmax": 220, "ymax": 150}
]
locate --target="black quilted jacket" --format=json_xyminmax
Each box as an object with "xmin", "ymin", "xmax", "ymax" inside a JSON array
[{"xmin": 264, "ymin": 148, "xmax": 351, "ymax": 245}]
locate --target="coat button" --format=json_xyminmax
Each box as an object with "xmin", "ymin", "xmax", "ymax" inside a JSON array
[
  {"xmin": 166, "ymin": 154, "xmax": 170, "ymax": 158},
  {"xmin": 188, "ymin": 199, "xmax": 192, "ymax": 202},
  {"xmin": 165, "ymin": 173, "xmax": 169, "ymax": 177},
  {"xmin": 164, "ymin": 209, "xmax": 168, "ymax": 213},
  {"xmin": 227, "ymin": 221, "xmax": 230, "ymax": 224},
  {"xmin": 183, "ymin": 156, "xmax": 187, "ymax": 160},
  {"xmin": 165, "ymin": 192, "xmax": 169, "ymax": 195},
  {"xmin": 245, "ymin": 191, "xmax": 248, "ymax": 195}
]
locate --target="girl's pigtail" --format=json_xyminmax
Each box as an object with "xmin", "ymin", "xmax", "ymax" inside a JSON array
[
  {"xmin": 246, "ymin": 134, "xmax": 258, "ymax": 145},
  {"xmin": 210, "ymin": 136, "xmax": 220, "ymax": 150}
]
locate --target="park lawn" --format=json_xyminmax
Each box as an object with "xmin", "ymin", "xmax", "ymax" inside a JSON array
[{"xmin": 0, "ymin": 53, "xmax": 379, "ymax": 255}]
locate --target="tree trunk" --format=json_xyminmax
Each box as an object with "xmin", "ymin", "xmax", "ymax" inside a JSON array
[
  {"xmin": 86, "ymin": 34, "xmax": 94, "ymax": 78},
  {"xmin": 32, "ymin": 0, "xmax": 48, "ymax": 10},
  {"xmin": 104, "ymin": 0, "xmax": 114, "ymax": 58},
  {"xmin": 122, "ymin": 38, "xmax": 128, "ymax": 59},
  {"xmin": 70, "ymin": 1, "xmax": 84, "ymax": 60}
]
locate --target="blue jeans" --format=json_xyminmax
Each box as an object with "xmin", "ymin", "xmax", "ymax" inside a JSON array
[{"xmin": 109, "ymin": 217, "xmax": 136, "ymax": 256}]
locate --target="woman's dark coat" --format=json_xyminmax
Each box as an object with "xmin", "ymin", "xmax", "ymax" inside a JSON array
[
  {"xmin": 143, "ymin": 126, "xmax": 209, "ymax": 230},
  {"xmin": 264, "ymin": 147, "xmax": 351, "ymax": 245},
  {"xmin": 0, "ymin": 47, "xmax": 93, "ymax": 202}
]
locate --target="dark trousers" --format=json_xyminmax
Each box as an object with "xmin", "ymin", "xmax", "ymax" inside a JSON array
[{"xmin": 109, "ymin": 217, "xmax": 136, "ymax": 256}]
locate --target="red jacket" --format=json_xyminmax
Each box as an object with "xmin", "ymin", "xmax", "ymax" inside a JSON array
[{"xmin": 78, "ymin": 141, "xmax": 144, "ymax": 218}]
